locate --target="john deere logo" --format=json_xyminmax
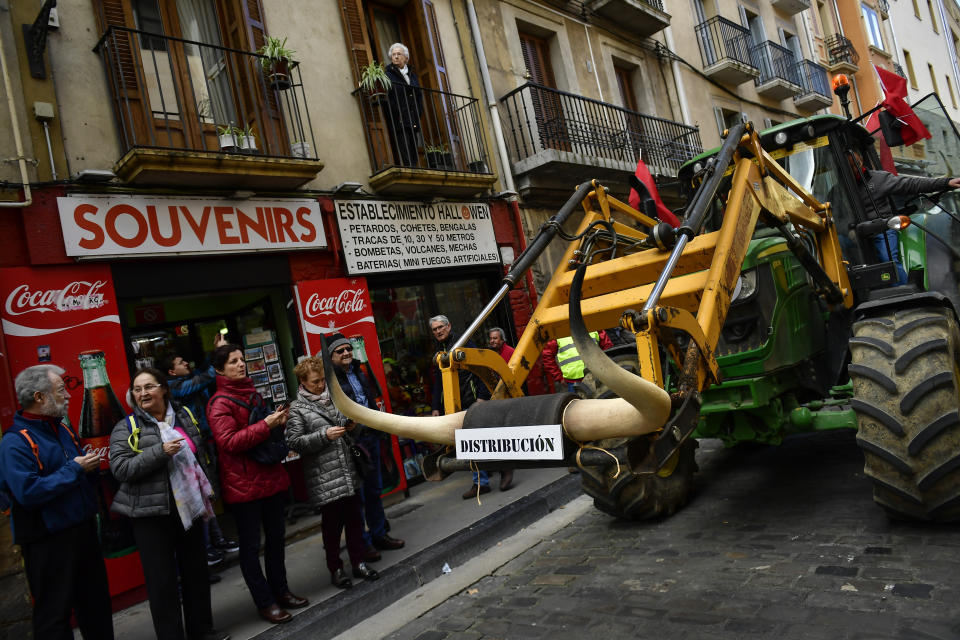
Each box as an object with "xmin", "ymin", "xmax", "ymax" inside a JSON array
[{"xmin": 881, "ymin": 273, "xmax": 891, "ymax": 281}]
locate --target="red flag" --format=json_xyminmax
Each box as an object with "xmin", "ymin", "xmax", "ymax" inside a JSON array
[
  {"xmin": 875, "ymin": 65, "xmax": 931, "ymax": 146},
  {"xmin": 629, "ymin": 159, "xmax": 680, "ymax": 227}
]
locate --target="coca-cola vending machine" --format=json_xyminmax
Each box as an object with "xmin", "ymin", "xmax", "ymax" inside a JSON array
[
  {"xmin": 0, "ymin": 265, "xmax": 145, "ymax": 601},
  {"xmin": 293, "ymin": 277, "xmax": 407, "ymax": 496}
]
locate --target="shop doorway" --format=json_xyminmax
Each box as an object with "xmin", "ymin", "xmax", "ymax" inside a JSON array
[
  {"xmin": 120, "ymin": 288, "xmax": 298, "ymax": 405},
  {"xmin": 369, "ymin": 274, "xmax": 511, "ymax": 418}
]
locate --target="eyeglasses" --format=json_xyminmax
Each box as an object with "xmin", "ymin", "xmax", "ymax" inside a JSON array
[
  {"xmin": 334, "ymin": 346, "xmax": 353, "ymax": 355},
  {"xmin": 133, "ymin": 383, "xmax": 162, "ymax": 394}
]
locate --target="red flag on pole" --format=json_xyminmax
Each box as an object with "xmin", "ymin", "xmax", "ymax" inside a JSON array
[
  {"xmin": 875, "ymin": 65, "xmax": 931, "ymax": 146},
  {"xmin": 629, "ymin": 159, "xmax": 680, "ymax": 227}
]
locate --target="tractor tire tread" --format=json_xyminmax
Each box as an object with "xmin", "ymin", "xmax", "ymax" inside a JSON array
[{"xmin": 850, "ymin": 306, "xmax": 960, "ymax": 521}]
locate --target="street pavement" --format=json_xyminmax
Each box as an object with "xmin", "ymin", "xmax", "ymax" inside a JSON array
[
  {"xmin": 108, "ymin": 466, "xmax": 574, "ymax": 640},
  {"xmin": 371, "ymin": 431, "xmax": 960, "ymax": 640}
]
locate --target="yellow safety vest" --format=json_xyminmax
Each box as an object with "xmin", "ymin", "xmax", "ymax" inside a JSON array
[{"xmin": 556, "ymin": 332, "xmax": 599, "ymax": 380}]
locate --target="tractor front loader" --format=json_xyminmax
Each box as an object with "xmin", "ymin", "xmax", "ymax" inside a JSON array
[{"xmin": 323, "ymin": 120, "xmax": 876, "ymax": 519}]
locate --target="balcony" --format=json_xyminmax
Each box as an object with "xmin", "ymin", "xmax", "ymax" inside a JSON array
[
  {"xmin": 752, "ymin": 41, "xmax": 802, "ymax": 100},
  {"xmin": 793, "ymin": 60, "xmax": 833, "ymax": 111},
  {"xmin": 824, "ymin": 34, "xmax": 859, "ymax": 74},
  {"xmin": 877, "ymin": 0, "xmax": 889, "ymax": 16},
  {"xmin": 499, "ymin": 83, "xmax": 702, "ymax": 204},
  {"xmin": 893, "ymin": 62, "xmax": 907, "ymax": 79},
  {"xmin": 695, "ymin": 17, "xmax": 760, "ymax": 85},
  {"xmin": 95, "ymin": 27, "xmax": 323, "ymax": 189},
  {"xmin": 586, "ymin": 0, "xmax": 670, "ymax": 38},
  {"xmin": 353, "ymin": 86, "xmax": 496, "ymax": 197},
  {"xmin": 771, "ymin": 0, "xmax": 811, "ymax": 16}
]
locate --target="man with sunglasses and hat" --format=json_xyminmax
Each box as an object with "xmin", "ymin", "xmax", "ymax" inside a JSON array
[{"xmin": 328, "ymin": 333, "xmax": 404, "ymax": 562}]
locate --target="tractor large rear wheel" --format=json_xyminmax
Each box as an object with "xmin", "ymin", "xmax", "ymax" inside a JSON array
[
  {"xmin": 849, "ymin": 306, "xmax": 960, "ymax": 521},
  {"xmin": 576, "ymin": 345, "xmax": 698, "ymax": 519}
]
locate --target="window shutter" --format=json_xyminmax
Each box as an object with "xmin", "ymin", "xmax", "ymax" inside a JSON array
[
  {"xmin": 419, "ymin": 0, "xmax": 450, "ymax": 93},
  {"xmin": 339, "ymin": 0, "xmax": 375, "ymax": 84},
  {"xmin": 95, "ymin": 0, "xmax": 151, "ymax": 147},
  {"xmin": 337, "ymin": 0, "xmax": 389, "ymax": 170},
  {"xmin": 216, "ymin": 0, "xmax": 286, "ymax": 153},
  {"xmin": 738, "ymin": 6, "xmax": 748, "ymax": 28}
]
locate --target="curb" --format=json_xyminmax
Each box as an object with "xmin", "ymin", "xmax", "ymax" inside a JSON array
[{"xmin": 252, "ymin": 473, "xmax": 583, "ymax": 639}]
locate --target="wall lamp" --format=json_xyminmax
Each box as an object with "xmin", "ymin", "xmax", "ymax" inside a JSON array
[{"xmin": 333, "ymin": 181, "xmax": 363, "ymax": 194}]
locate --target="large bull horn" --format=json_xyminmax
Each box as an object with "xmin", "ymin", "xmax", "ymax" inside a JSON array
[
  {"xmin": 323, "ymin": 353, "xmax": 464, "ymax": 445},
  {"xmin": 568, "ymin": 262, "xmax": 673, "ymax": 430},
  {"xmin": 323, "ymin": 349, "xmax": 665, "ymax": 445}
]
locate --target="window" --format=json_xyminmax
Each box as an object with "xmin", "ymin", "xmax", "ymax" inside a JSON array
[
  {"xmin": 928, "ymin": 64, "xmax": 940, "ymax": 94},
  {"xmin": 927, "ymin": 0, "xmax": 939, "ymax": 32},
  {"xmin": 862, "ymin": 4, "xmax": 884, "ymax": 49},
  {"xmin": 713, "ymin": 107, "xmax": 746, "ymax": 136},
  {"xmin": 947, "ymin": 75, "xmax": 958, "ymax": 109},
  {"xmin": 903, "ymin": 49, "xmax": 919, "ymax": 88},
  {"xmin": 94, "ymin": 0, "xmax": 284, "ymax": 154},
  {"xmin": 912, "ymin": 0, "xmax": 921, "ymax": 18}
]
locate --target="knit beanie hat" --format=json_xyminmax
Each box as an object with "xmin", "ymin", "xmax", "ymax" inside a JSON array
[{"xmin": 326, "ymin": 333, "xmax": 351, "ymax": 356}]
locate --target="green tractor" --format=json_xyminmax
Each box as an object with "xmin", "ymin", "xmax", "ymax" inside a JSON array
[
  {"xmin": 683, "ymin": 94, "xmax": 960, "ymax": 521},
  {"xmin": 324, "ymin": 94, "xmax": 960, "ymax": 524}
]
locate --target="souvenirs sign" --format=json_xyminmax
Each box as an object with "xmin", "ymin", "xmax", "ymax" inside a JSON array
[
  {"xmin": 334, "ymin": 200, "xmax": 499, "ymax": 274},
  {"xmin": 57, "ymin": 195, "xmax": 327, "ymax": 258}
]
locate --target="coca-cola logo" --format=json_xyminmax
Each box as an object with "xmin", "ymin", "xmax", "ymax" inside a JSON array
[
  {"xmin": 83, "ymin": 444, "xmax": 111, "ymax": 462},
  {"xmin": 304, "ymin": 289, "xmax": 367, "ymax": 318},
  {"xmin": 4, "ymin": 281, "xmax": 108, "ymax": 316}
]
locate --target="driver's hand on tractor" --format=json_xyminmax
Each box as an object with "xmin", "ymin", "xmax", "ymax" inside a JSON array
[{"xmin": 948, "ymin": 177, "xmax": 960, "ymax": 189}]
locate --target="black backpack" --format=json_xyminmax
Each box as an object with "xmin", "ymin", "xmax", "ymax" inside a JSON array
[{"xmin": 212, "ymin": 394, "xmax": 288, "ymax": 465}]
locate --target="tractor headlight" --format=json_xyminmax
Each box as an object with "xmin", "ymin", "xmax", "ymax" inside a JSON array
[{"xmin": 732, "ymin": 269, "xmax": 758, "ymax": 303}]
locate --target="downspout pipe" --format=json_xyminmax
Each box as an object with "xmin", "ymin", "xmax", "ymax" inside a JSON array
[
  {"xmin": 0, "ymin": 25, "xmax": 32, "ymax": 208},
  {"xmin": 663, "ymin": 27, "xmax": 691, "ymax": 126},
  {"xmin": 465, "ymin": 0, "xmax": 515, "ymax": 194}
]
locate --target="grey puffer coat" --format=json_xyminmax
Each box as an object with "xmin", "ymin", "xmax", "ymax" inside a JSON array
[
  {"xmin": 285, "ymin": 389, "xmax": 360, "ymax": 508},
  {"xmin": 109, "ymin": 404, "xmax": 212, "ymax": 518}
]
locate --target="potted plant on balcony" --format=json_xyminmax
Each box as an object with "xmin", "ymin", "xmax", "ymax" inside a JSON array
[
  {"xmin": 290, "ymin": 140, "xmax": 312, "ymax": 158},
  {"xmin": 467, "ymin": 158, "xmax": 489, "ymax": 173},
  {"xmin": 425, "ymin": 144, "xmax": 454, "ymax": 170},
  {"xmin": 359, "ymin": 62, "xmax": 391, "ymax": 100},
  {"xmin": 237, "ymin": 124, "xmax": 257, "ymax": 153},
  {"xmin": 259, "ymin": 36, "xmax": 295, "ymax": 90},
  {"xmin": 218, "ymin": 123, "xmax": 239, "ymax": 152}
]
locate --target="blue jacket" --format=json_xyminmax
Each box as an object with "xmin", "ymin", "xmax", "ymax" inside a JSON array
[
  {"xmin": 0, "ymin": 412, "xmax": 98, "ymax": 544},
  {"xmin": 168, "ymin": 365, "xmax": 216, "ymax": 436}
]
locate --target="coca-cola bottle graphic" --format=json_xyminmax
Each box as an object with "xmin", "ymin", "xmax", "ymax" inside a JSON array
[{"xmin": 78, "ymin": 350, "xmax": 135, "ymax": 557}]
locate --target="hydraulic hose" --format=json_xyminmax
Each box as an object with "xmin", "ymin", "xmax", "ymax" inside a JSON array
[
  {"xmin": 566, "ymin": 259, "xmax": 672, "ymax": 431},
  {"xmin": 678, "ymin": 122, "xmax": 745, "ymax": 238},
  {"xmin": 453, "ymin": 180, "xmax": 595, "ymax": 351}
]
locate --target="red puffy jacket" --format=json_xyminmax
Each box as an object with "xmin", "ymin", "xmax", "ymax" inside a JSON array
[{"xmin": 207, "ymin": 376, "xmax": 289, "ymax": 504}]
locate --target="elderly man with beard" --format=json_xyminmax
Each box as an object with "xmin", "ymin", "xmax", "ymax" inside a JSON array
[{"xmin": 0, "ymin": 365, "xmax": 114, "ymax": 640}]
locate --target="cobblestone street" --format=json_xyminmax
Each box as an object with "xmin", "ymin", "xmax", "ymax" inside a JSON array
[{"xmin": 386, "ymin": 431, "xmax": 960, "ymax": 640}]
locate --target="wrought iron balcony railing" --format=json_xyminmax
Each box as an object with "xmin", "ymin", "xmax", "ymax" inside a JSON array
[
  {"xmin": 95, "ymin": 26, "xmax": 317, "ymax": 159},
  {"xmin": 877, "ymin": 0, "xmax": 889, "ymax": 14},
  {"xmin": 695, "ymin": 16, "xmax": 755, "ymax": 69},
  {"xmin": 893, "ymin": 62, "xmax": 907, "ymax": 79},
  {"xmin": 795, "ymin": 59, "xmax": 831, "ymax": 98},
  {"xmin": 499, "ymin": 83, "xmax": 702, "ymax": 176},
  {"xmin": 825, "ymin": 33, "xmax": 860, "ymax": 68},
  {"xmin": 352, "ymin": 84, "xmax": 490, "ymax": 174},
  {"xmin": 752, "ymin": 41, "xmax": 801, "ymax": 87}
]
